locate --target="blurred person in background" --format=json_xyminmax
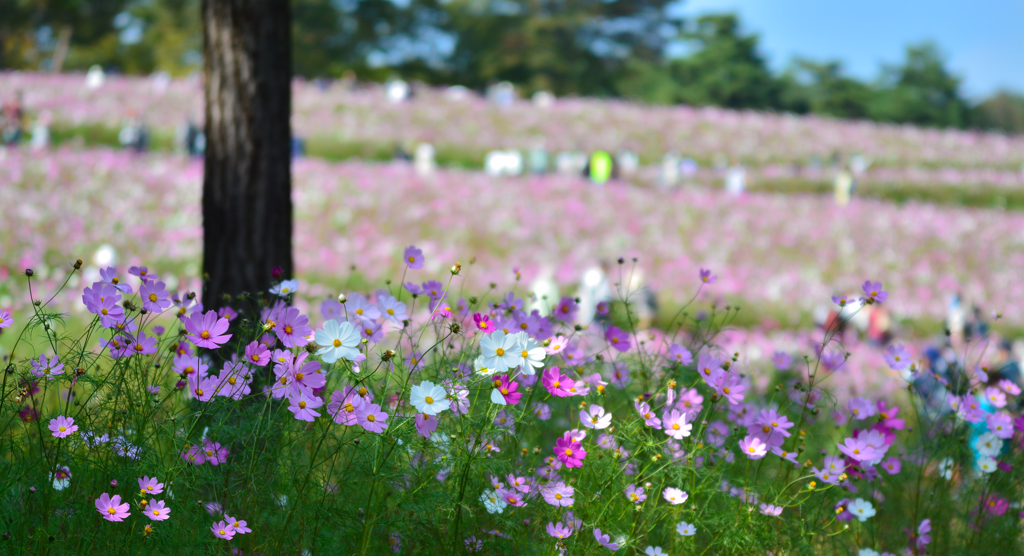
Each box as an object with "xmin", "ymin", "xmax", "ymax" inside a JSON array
[
  {"xmin": 30, "ymin": 111, "xmax": 51, "ymax": 151},
  {"xmin": 866, "ymin": 304, "xmax": 895, "ymax": 346},
  {"xmin": 577, "ymin": 260, "xmax": 613, "ymax": 325},
  {"xmin": 626, "ymin": 269, "xmax": 658, "ymax": 330},
  {"xmin": 946, "ymin": 292, "xmax": 966, "ymax": 343},
  {"xmin": 1, "ymin": 90, "xmax": 25, "ymax": 146},
  {"xmin": 118, "ymin": 109, "xmax": 149, "ymax": 152}
]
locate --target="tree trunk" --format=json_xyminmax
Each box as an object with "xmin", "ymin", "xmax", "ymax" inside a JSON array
[
  {"xmin": 201, "ymin": 0, "xmax": 292, "ymax": 311},
  {"xmin": 50, "ymin": 26, "xmax": 72, "ymax": 73}
]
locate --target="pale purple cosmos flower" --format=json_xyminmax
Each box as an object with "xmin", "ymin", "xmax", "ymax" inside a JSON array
[
  {"xmin": 699, "ymin": 268, "xmax": 716, "ymax": 284},
  {"xmin": 861, "ymin": 280, "xmax": 888, "ymax": 304},
  {"xmin": 184, "ymin": 310, "xmax": 232, "ymax": 349},
  {"xmin": 211, "ymin": 520, "xmax": 235, "ymax": 540},
  {"xmin": 245, "ymin": 341, "xmax": 270, "ymax": 366},
  {"xmin": 609, "ymin": 363, "xmax": 631, "ymax": 389},
  {"xmin": 625, "ymin": 484, "xmax": 647, "ymax": 504},
  {"xmin": 138, "ymin": 476, "xmax": 164, "ymax": 496},
  {"xmin": 881, "ymin": 456, "xmax": 901, "ymax": 475},
  {"xmin": 144, "ymin": 499, "xmax": 171, "ymax": 521},
  {"xmin": 605, "ymin": 325, "xmax": 630, "ymax": 352},
  {"xmin": 288, "ymin": 392, "xmax": 324, "ymax": 421},
  {"xmin": 128, "ymin": 266, "xmax": 159, "ymax": 283},
  {"xmin": 837, "ymin": 437, "xmax": 878, "ymax": 462},
  {"xmin": 883, "ymin": 344, "xmax": 911, "ymax": 371},
  {"xmin": 848, "ymin": 397, "xmax": 877, "ymax": 420},
  {"xmin": 668, "ymin": 343, "xmax": 693, "ymax": 365},
  {"xmin": 275, "ymin": 306, "xmax": 312, "ymax": 348},
  {"xmin": 378, "ymin": 294, "xmax": 408, "ymax": 325},
  {"xmin": 415, "ymin": 413, "xmax": 438, "ymax": 438},
  {"xmin": 580, "ymin": 405, "xmax": 612, "ymax": 429},
  {"xmin": 224, "ymin": 515, "xmax": 251, "ymax": 534},
  {"xmin": 554, "ymin": 296, "xmax": 578, "ymax": 321},
  {"xmin": 48, "ymin": 416, "xmax": 78, "ymax": 438},
  {"xmin": 663, "ymin": 410, "xmax": 691, "ymax": 439},
  {"xmin": 594, "ymin": 528, "xmax": 620, "ymax": 550},
  {"xmin": 30, "ymin": 354, "xmax": 65, "ymax": 380},
  {"xmin": 99, "ymin": 267, "xmax": 133, "ymax": 293},
  {"xmin": 0, "ymin": 309, "xmax": 11, "ymax": 328},
  {"xmin": 759, "ymin": 503, "xmax": 783, "ymax": 516},
  {"xmin": 916, "ymin": 519, "xmax": 931, "ymax": 550},
  {"xmin": 83, "ymin": 282, "xmax": 125, "ymax": 328},
  {"xmin": 542, "ymin": 482, "xmax": 574, "ymax": 507},
  {"xmin": 532, "ymin": 402, "xmax": 551, "ymax": 420},
  {"xmin": 357, "ymin": 403, "xmax": 389, "ymax": 433},
  {"xmin": 140, "ymin": 281, "xmax": 172, "ymax": 312},
  {"xmin": 547, "ymin": 522, "xmax": 573, "ymax": 539},
  {"xmin": 346, "ymin": 292, "xmax": 382, "ymax": 324},
  {"xmin": 403, "ymin": 246, "xmax": 424, "ymax": 269},
  {"xmin": 772, "ymin": 351, "xmax": 792, "ymax": 370},
  {"xmin": 635, "ymin": 401, "xmax": 662, "ymax": 428}
]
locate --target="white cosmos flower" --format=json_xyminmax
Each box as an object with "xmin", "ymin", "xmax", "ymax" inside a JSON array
[
  {"xmin": 315, "ymin": 319, "xmax": 361, "ymax": 363},
  {"xmin": 848, "ymin": 498, "xmax": 876, "ymax": 522},
  {"xmin": 410, "ymin": 381, "xmax": 451, "ymax": 415},
  {"xmin": 480, "ymin": 489, "xmax": 507, "ymax": 514},
  {"xmin": 974, "ymin": 432, "xmax": 1003, "ymax": 457},
  {"xmin": 580, "ymin": 405, "xmax": 612, "ymax": 429},
  {"xmin": 270, "ymin": 279, "xmax": 299, "ymax": 297},
  {"xmin": 976, "ymin": 456, "xmax": 997, "ymax": 474},
  {"xmin": 513, "ymin": 332, "xmax": 545, "ymax": 374},
  {"xmin": 473, "ymin": 354, "xmax": 496, "ymax": 377},
  {"xmin": 479, "ymin": 331, "xmax": 520, "ymax": 374},
  {"xmin": 676, "ymin": 521, "xmax": 696, "ymax": 536}
]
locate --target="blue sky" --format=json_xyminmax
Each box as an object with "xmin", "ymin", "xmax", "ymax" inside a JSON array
[{"xmin": 668, "ymin": 0, "xmax": 1024, "ymax": 99}]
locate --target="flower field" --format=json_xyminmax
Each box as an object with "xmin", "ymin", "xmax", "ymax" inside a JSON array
[{"xmin": 3, "ymin": 147, "xmax": 1023, "ymax": 328}]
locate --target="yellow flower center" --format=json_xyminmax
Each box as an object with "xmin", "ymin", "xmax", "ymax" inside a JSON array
[
  {"xmin": 108, "ymin": 508, "xmax": 116, "ymax": 515},
  {"xmin": 284, "ymin": 325, "xmax": 293, "ymax": 334},
  {"xmin": 424, "ymin": 395, "xmax": 435, "ymax": 404},
  {"xmin": 152, "ymin": 510, "xmax": 160, "ymax": 516},
  {"xmin": 387, "ymin": 308, "xmax": 395, "ymax": 315},
  {"xmin": 500, "ymin": 388, "xmax": 509, "ymax": 395},
  {"xmin": 495, "ymin": 348, "xmax": 505, "ymax": 356},
  {"xmin": 296, "ymin": 373, "xmax": 304, "ymax": 381},
  {"xmin": 344, "ymin": 402, "xmax": 355, "ymax": 412},
  {"xmin": 333, "ymin": 339, "xmax": 342, "ymax": 347},
  {"xmin": 367, "ymin": 414, "xmax": 376, "ymax": 422},
  {"xmin": 408, "ymin": 256, "xmax": 415, "ymax": 263},
  {"xmin": 672, "ymin": 424, "xmax": 680, "ymax": 430},
  {"xmin": 201, "ymin": 331, "xmax": 210, "ymax": 339},
  {"xmin": 59, "ymin": 426, "xmax": 66, "ymax": 432},
  {"xmin": 763, "ymin": 426, "xmax": 771, "ymax": 433},
  {"xmin": 748, "ymin": 446, "xmax": 756, "ymax": 453},
  {"xmin": 279, "ymin": 377, "xmax": 288, "ymax": 385},
  {"xmin": 101, "ymin": 308, "xmax": 109, "ymax": 315},
  {"xmin": 195, "ymin": 388, "xmax": 204, "ymax": 396},
  {"xmin": 228, "ymin": 376, "xmax": 237, "ymax": 385},
  {"xmin": 358, "ymin": 387, "xmax": 367, "ymax": 396},
  {"xmin": 555, "ymin": 493, "xmax": 562, "ymax": 500},
  {"xmin": 521, "ymin": 350, "xmax": 528, "ymax": 358},
  {"xmin": 723, "ymin": 387, "xmax": 730, "ymax": 394},
  {"xmin": 564, "ymin": 448, "xmax": 573, "ymax": 456},
  {"xmin": 299, "ymin": 401, "xmax": 307, "ymax": 409},
  {"xmin": 552, "ymin": 381, "xmax": 560, "ymax": 388}
]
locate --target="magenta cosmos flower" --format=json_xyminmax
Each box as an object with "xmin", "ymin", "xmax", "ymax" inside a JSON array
[
  {"xmin": 274, "ymin": 306, "xmax": 313, "ymax": 348},
  {"xmin": 95, "ymin": 493, "xmax": 131, "ymax": 522},
  {"xmin": 30, "ymin": 354, "xmax": 65, "ymax": 380},
  {"xmin": 357, "ymin": 403, "xmax": 389, "ymax": 433},
  {"xmin": 212, "ymin": 520, "xmax": 235, "ymax": 540},
  {"xmin": 403, "ymin": 245, "xmax": 424, "ymax": 269},
  {"xmin": 605, "ymin": 325, "xmax": 631, "ymax": 352},
  {"xmin": 542, "ymin": 481, "xmax": 575, "ymax": 507},
  {"xmin": 288, "ymin": 392, "xmax": 324, "ymax": 422},
  {"xmin": 244, "ymin": 340, "xmax": 270, "ymax": 366},
  {"xmin": 554, "ymin": 435, "xmax": 586, "ymax": 468},
  {"xmin": 699, "ymin": 268, "xmax": 716, "ymax": 284},
  {"xmin": 542, "ymin": 367, "xmax": 575, "ymax": 397},
  {"xmin": 144, "ymin": 499, "xmax": 171, "ymax": 521},
  {"xmin": 224, "ymin": 515, "xmax": 251, "ymax": 534},
  {"xmin": 490, "ymin": 374, "xmax": 522, "ymax": 405},
  {"xmin": 546, "ymin": 521, "xmax": 573, "ymax": 539},
  {"xmin": 184, "ymin": 310, "xmax": 232, "ymax": 349},
  {"xmin": 48, "ymin": 415, "xmax": 78, "ymax": 438}
]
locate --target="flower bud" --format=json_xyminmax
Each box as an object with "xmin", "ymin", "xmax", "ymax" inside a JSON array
[
  {"xmin": 74, "ymin": 259, "xmax": 83, "ymax": 269},
  {"xmin": 338, "ymin": 293, "xmax": 347, "ymax": 303},
  {"xmin": 24, "ymin": 269, "xmax": 33, "ymax": 277}
]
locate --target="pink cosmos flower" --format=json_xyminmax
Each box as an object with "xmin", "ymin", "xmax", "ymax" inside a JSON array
[
  {"xmin": 224, "ymin": 515, "xmax": 251, "ymax": 534},
  {"xmin": 699, "ymin": 268, "xmax": 716, "ymax": 284},
  {"xmin": 848, "ymin": 397, "xmax": 877, "ymax": 420},
  {"xmin": 403, "ymin": 246, "xmax": 424, "ymax": 269},
  {"xmin": 554, "ymin": 435, "xmax": 586, "ymax": 468},
  {"xmin": 288, "ymin": 392, "xmax": 324, "ymax": 421},
  {"xmin": 662, "ymin": 409, "xmax": 691, "ymax": 439},
  {"xmin": 759, "ymin": 503, "xmax": 783, "ymax": 516},
  {"xmin": 545, "ymin": 334, "xmax": 569, "ymax": 355},
  {"xmin": 882, "ymin": 456, "xmax": 902, "ymax": 475},
  {"xmin": 95, "ymin": 493, "xmax": 130, "ymax": 522},
  {"xmin": 144, "ymin": 499, "xmax": 171, "ymax": 521},
  {"xmin": 183, "ymin": 310, "xmax": 232, "ymax": 349},
  {"xmin": 211, "ymin": 520, "xmax": 235, "ymax": 540},
  {"xmin": 542, "ymin": 367, "xmax": 575, "ymax": 397},
  {"xmin": 48, "ymin": 415, "xmax": 78, "ymax": 438},
  {"xmin": 357, "ymin": 403, "xmax": 389, "ymax": 433},
  {"xmin": 712, "ymin": 371, "xmax": 746, "ymax": 405},
  {"xmin": 473, "ymin": 313, "xmax": 494, "ymax": 332},
  {"xmin": 883, "ymin": 344, "xmax": 911, "ymax": 371},
  {"xmin": 631, "ymin": 401, "xmax": 658, "ymax": 429},
  {"xmin": 663, "ymin": 487, "xmax": 687, "ymax": 504},
  {"xmin": 554, "ymin": 296, "xmax": 578, "ymax": 321},
  {"xmin": 739, "ymin": 435, "xmax": 768, "ymax": 459},
  {"xmin": 83, "ymin": 283, "xmax": 125, "ymax": 328},
  {"xmin": 275, "ymin": 307, "xmax": 312, "ymax": 348},
  {"xmin": 497, "ymin": 488, "xmax": 526, "ymax": 507},
  {"xmin": 193, "ymin": 439, "xmax": 229, "ymax": 466},
  {"xmin": 138, "ymin": 476, "xmax": 164, "ymax": 495},
  {"xmin": 128, "ymin": 332, "xmax": 158, "ymax": 356},
  {"xmin": 697, "ymin": 353, "xmax": 724, "ymax": 385},
  {"xmin": 756, "ymin": 409, "xmax": 794, "ymax": 437},
  {"xmin": 245, "ymin": 341, "xmax": 270, "ymax": 366},
  {"xmin": 837, "ymin": 437, "xmax": 877, "ymax": 462},
  {"xmin": 0, "ymin": 309, "xmax": 14, "ymax": 328},
  {"xmin": 188, "ymin": 373, "xmax": 217, "ymax": 402}
]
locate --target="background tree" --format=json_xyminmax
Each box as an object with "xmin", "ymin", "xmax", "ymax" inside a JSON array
[{"xmin": 201, "ymin": 0, "xmax": 293, "ymax": 311}]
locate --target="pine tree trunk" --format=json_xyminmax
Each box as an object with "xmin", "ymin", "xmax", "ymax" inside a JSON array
[{"xmin": 201, "ymin": 0, "xmax": 292, "ymax": 311}]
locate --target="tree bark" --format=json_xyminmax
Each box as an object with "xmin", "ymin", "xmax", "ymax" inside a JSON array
[{"xmin": 201, "ymin": 0, "xmax": 292, "ymax": 311}]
